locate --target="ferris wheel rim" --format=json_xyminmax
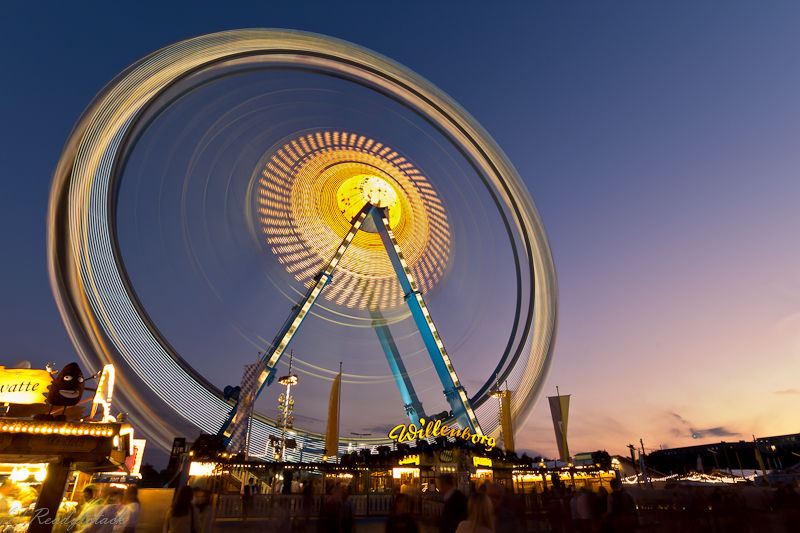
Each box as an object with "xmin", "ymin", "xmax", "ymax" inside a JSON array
[{"xmin": 47, "ymin": 29, "xmax": 558, "ymax": 450}]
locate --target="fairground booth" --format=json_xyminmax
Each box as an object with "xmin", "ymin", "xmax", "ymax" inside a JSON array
[
  {"xmin": 0, "ymin": 364, "xmax": 136, "ymax": 533},
  {"xmin": 176, "ymin": 431, "xmax": 620, "ymax": 521}
]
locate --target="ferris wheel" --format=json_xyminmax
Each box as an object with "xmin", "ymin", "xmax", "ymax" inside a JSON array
[{"xmin": 47, "ymin": 29, "xmax": 558, "ymax": 457}]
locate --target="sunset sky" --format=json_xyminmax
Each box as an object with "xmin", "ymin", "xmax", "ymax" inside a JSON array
[{"xmin": 1, "ymin": 2, "xmax": 799, "ymax": 467}]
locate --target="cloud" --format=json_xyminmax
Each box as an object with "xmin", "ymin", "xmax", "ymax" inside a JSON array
[
  {"xmin": 691, "ymin": 427, "xmax": 737, "ymax": 439},
  {"xmin": 667, "ymin": 412, "xmax": 738, "ymax": 440},
  {"xmin": 774, "ymin": 389, "xmax": 800, "ymax": 396},
  {"xmin": 364, "ymin": 423, "xmax": 402, "ymax": 435}
]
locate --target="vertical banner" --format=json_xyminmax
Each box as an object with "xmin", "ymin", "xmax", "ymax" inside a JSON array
[
  {"xmin": 324, "ymin": 371, "xmax": 342, "ymax": 461},
  {"xmin": 548, "ymin": 394, "xmax": 570, "ymax": 462},
  {"xmin": 228, "ymin": 362, "xmax": 266, "ymax": 453},
  {"xmin": 499, "ymin": 391, "xmax": 515, "ymax": 453}
]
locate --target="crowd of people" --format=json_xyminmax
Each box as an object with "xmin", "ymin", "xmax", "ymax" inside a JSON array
[
  {"xmin": 64, "ymin": 485, "xmax": 140, "ymax": 533},
  {"xmin": 62, "ymin": 475, "xmax": 799, "ymax": 533},
  {"xmin": 532, "ymin": 478, "xmax": 800, "ymax": 533}
]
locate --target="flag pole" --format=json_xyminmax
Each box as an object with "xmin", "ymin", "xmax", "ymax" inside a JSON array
[{"xmin": 337, "ymin": 362, "xmax": 342, "ymax": 464}]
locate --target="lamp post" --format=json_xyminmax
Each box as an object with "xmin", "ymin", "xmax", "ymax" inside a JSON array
[{"xmin": 277, "ymin": 351, "xmax": 298, "ymax": 462}]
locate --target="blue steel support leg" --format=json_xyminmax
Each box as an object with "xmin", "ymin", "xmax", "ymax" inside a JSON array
[
  {"xmin": 369, "ymin": 308, "xmax": 426, "ymax": 426},
  {"xmin": 370, "ymin": 207, "xmax": 483, "ymax": 435},
  {"xmin": 218, "ymin": 205, "xmax": 373, "ymax": 441}
]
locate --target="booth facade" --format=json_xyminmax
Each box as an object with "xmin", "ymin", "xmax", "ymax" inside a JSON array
[{"xmin": 0, "ymin": 420, "xmax": 133, "ymax": 533}]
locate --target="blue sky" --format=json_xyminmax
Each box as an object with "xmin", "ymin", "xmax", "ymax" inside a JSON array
[{"xmin": 2, "ymin": 2, "xmax": 799, "ymax": 467}]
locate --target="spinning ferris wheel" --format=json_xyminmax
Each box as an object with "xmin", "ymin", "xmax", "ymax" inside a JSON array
[{"xmin": 47, "ymin": 29, "xmax": 558, "ymax": 457}]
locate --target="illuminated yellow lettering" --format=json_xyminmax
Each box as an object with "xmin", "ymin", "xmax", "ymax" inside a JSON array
[
  {"xmin": 486, "ymin": 437, "xmax": 495, "ymax": 450},
  {"xmin": 432, "ymin": 420, "xmax": 442, "ymax": 437},
  {"xmin": 407, "ymin": 424, "xmax": 418, "ymax": 441},
  {"xmin": 440, "ymin": 424, "xmax": 449, "ymax": 436},
  {"xmin": 471, "ymin": 434, "xmax": 481, "ymax": 444},
  {"xmin": 448, "ymin": 427, "xmax": 459, "ymax": 438},
  {"xmin": 461, "ymin": 427, "xmax": 472, "ymax": 440},
  {"xmin": 388, "ymin": 424, "xmax": 406, "ymax": 442}
]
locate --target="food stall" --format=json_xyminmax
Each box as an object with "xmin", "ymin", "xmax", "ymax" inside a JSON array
[
  {"xmin": 0, "ymin": 364, "xmax": 133, "ymax": 533},
  {"xmin": 0, "ymin": 419, "xmax": 134, "ymax": 533}
]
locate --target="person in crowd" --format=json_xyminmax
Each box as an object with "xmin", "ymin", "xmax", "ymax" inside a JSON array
[
  {"xmin": 192, "ymin": 488, "xmax": 214, "ymax": 533},
  {"xmin": 74, "ymin": 487, "xmax": 103, "ymax": 527},
  {"xmin": 385, "ymin": 493, "xmax": 418, "ymax": 533},
  {"xmin": 340, "ymin": 486, "xmax": 355, "ymax": 533},
  {"xmin": 291, "ymin": 475, "xmax": 302, "ymax": 494},
  {"xmin": 604, "ymin": 479, "xmax": 636, "ymax": 533},
  {"xmin": 241, "ymin": 478, "xmax": 258, "ymax": 520},
  {"xmin": 569, "ymin": 489, "xmax": 580, "ymax": 532},
  {"xmin": 740, "ymin": 480, "xmax": 772, "ymax": 533},
  {"xmin": 440, "ymin": 473, "xmax": 467, "ymax": 533},
  {"xmin": 544, "ymin": 490, "xmax": 565, "ymax": 532},
  {"xmin": 485, "ymin": 483, "xmax": 522, "ymax": 533},
  {"xmin": 321, "ymin": 482, "xmax": 342, "ymax": 533},
  {"xmin": 113, "ymin": 486, "xmax": 141, "ymax": 533},
  {"xmin": 594, "ymin": 487, "xmax": 612, "ymax": 533},
  {"xmin": 557, "ymin": 489, "xmax": 573, "ymax": 533},
  {"xmin": 299, "ymin": 480, "xmax": 314, "ymax": 531},
  {"xmin": 455, "ymin": 492, "xmax": 494, "ymax": 533},
  {"xmin": 73, "ymin": 487, "xmax": 98, "ymax": 516},
  {"xmin": 164, "ymin": 486, "xmax": 200, "ymax": 533},
  {"xmin": 577, "ymin": 488, "xmax": 599, "ymax": 533},
  {"xmin": 83, "ymin": 491, "xmax": 122, "ymax": 533},
  {"xmin": 772, "ymin": 481, "xmax": 800, "ymax": 530}
]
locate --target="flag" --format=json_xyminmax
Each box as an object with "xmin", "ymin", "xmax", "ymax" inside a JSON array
[
  {"xmin": 499, "ymin": 391, "xmax": 515, "ymax": 453},
  {"xmin": 324, "ymin": 370, "xmax": 342, "ymax": 461},
  {"xmin": 228, "ymin": 362, "xmax": 266, "ymax": 453},
  {"xmin": 548, "ymin": 394, "xmax": 570, "ymax": 462},
  {"xmin": 755, "ymin": 445, "xmax": 767, "ymax": 474}
]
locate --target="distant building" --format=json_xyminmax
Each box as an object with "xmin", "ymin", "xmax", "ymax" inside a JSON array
[{"xmin": 646, "ymin": 433, "xmax": 800, "ymax": 475}]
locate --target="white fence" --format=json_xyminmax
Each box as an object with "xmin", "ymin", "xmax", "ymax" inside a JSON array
[{"xmin": 215, "ymin": 493, "xmax": 401, "ymax": 518}]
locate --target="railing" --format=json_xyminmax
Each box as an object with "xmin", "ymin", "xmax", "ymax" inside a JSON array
[
  {"xmin": 215, "ymin": 493, "xmax": 396, "ymax": 518},
  {"xmin": 216, "ymin": 494, "xmax": 322, "ymax": 518},
  {"xmin": 367, "ymin": 494, "xmax": 393, "ymax": 515},
  {"xmin": 421, "ymin": 498, "xmax": 443, "ymax": 517}
]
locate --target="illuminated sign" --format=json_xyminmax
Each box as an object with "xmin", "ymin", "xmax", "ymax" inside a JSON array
[
  {"xmin": 90, "ymin": 364, "xmax": 116, "ymax": 422},
  {"xmin": 0, "ymin": 367, "xmax": 52, "ymax": 404},
  {"xmin": 189, "ymin": 462, "xmax": 217, "ymax": 477},
  {"xmin": 388, "ymin": 417, "xmax": 495, "ymax": 450},
  {"xmin": 473, "ymin": 457, "xmax": 492, "ymax": 467},
  {"xmin": 125, "ymin": 439, "xmax": 146, "ymax": 475},
  {"xmin": 90, "ymin": 474, "xmax": 141, "ymax": 484},
  {"xmin": 399, "ymin": 455, "xmax": 419, "ymax": 466}
]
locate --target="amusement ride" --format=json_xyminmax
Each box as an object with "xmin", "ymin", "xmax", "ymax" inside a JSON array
[{"xmin": 47, "ymin": 30, "xmax": 558, "ymax": 460}]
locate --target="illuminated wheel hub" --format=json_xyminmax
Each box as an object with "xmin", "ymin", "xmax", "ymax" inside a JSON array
[
  {"xmin": 355, "ymin": 176, "xmax": 397, "ymax": 210},
  {"xmin": 257, "ymin": 131, "xmax": 450, "ymax": 310}
]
